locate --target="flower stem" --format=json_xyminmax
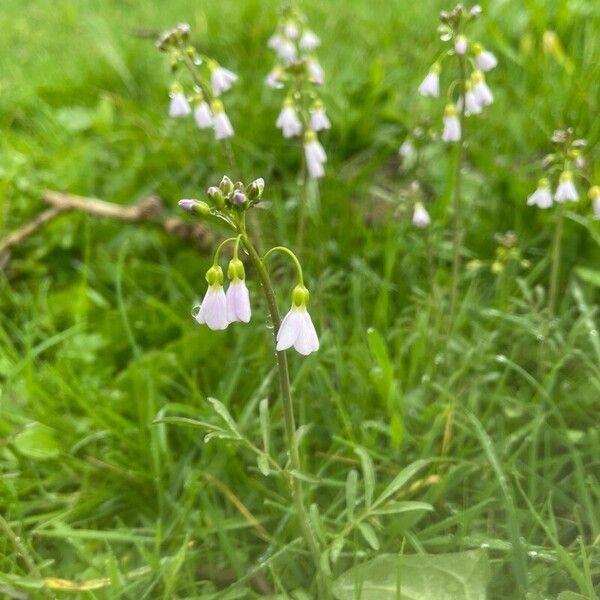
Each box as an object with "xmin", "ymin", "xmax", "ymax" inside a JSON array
[
  {"xmin": 548, "ymin": 205, "xmax": 564, "ymax": 317},
  {"xmin": 240, "ymin": 232, "xmax": 328, "ymax": 598},
  {"xmin": 449, "ymin": 54, "xmax": 467, "ymax": 325}
]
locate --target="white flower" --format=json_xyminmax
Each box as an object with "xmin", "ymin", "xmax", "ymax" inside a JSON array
[
  {"xmin": 442, "ymin": 104, "xmax": 461, "ymax": 142},
  {"xmin": 276, "ymin": 101, "xmax": 303, "ymax": 138},
  {"xmin": 590, "ymin": 186, "xmax": 600, "ymax": 219},
  {"xmin": 266, "ymin": 67, "xmax": 284, "ymax": 89},
  {"xmin": 304, "ymin": 130, "xmax": 327, "ymax": 179},
  {"xmin": 268, "ymin": 34, "xmax": 284, "ymax": 51},
  {"xmin": 399, "ymin": 139, "xmax": 415, "ymax": 159},
  {"xmin": 276, "ymin": 286, "xmax": 319, "ymax": 356},
  {"xmin": 310, "ymin": 105, "xmax": 331, "ymax": 131},
  {"xmin": 194, "ymin": 266, "xmax": 229, "ymax": 331},
  {"xmin": 527, "ymin": 179, "xmax": 553, "ymax": 209},
  {"xmin": 413, "ymin": 202, "xmax": 431, "ymax": 228},
  {"xmin": 555, "ymin": 171, "xmax": 578, "ymax": 203},
  {"xmin": 455, "ymin": 35, "xmax": 468, "ymax": 55},
  {"xmin": 308, "ymin": 59, "xmax": 325, "ymax": 85},
  {"xmin": 464, "ymin": 84, "xmax": 482, "ymax": 116},
  {"xmin": 418, "ymin": 67, "xmax": 440, "ymax": 97},
  {"xmin": 284, "ymin": 21, "xmax": 300, "ymax": 39},
  {"xmin": 300, "ymin": 30, "xmax": 320, "ymax": 51},
  {"xmin": 211, "ymin": 100, "xmax": 234, "ymax": 139},
  {"xmin": 210, "ymin": 65, "xmax": 238, "ymax": 96},
  {"xmin": 226, "ymin": 280, "xmax": 251, "ymax": 323},
  {"xmin": 277, "ymin": 39, "xmax": 297, "ymax": 64},
  {"xmin": 193, "ymin": 101, "xmax": 213, "ymax": 129},
  {"xmin": 169, "ymin": 92, "xmax": 191, "ymax": 118},
  {"xmin": 474, "ymin": 47, "xmax": 498, "ymax": 72},
  {"xmin": 472, "ymin": 71, "xmax": 494, "ymax": 106}
]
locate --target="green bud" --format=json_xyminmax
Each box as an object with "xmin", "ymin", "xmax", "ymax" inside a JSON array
[
  {"xmin": 207, "ymin": 186, "xmax": 225, "ymax": 208},
  {"xmin": 194, "ymin": 200, "xmax": 211, "ymax": 215},
  {"xmin": 246, "ymin": 177, "xmax": 265, "ymax": 201},
  {"xmin": 227, "ymin": 258, "xmax": 245, "ymax": 281},
  {"xmin": 206, "ymin": 265, "xmax": 224, "ymax": 286},
  {"xmin": 292, "ymin": 284, "xmax": 310, "ymax": 308},
  {"xmin": 219, "ymin": 176, "xmax": 234, "ymax": 195},
  {"xmin": 589, "ymin": 186, "xmax": 600, "ymax": 200}
]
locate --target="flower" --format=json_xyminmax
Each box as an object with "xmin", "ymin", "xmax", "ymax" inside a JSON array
[
  {"xmin": 309, "ymin": 102, "xmax": 331, "ymax": 131},
  {"xmin": 211, "ymin": 100, "xmax": 234, "ymax": 139},
  {"xmin": 194, "ymin": 101, "xmax": 213, "ymax": 129},
  {"xmin": 589, "ymin": 186, "xmax": 600, "ymax": 219},
  {"xmin": 555, "ymin": 171, "xmax": 578, "ymax": 203},
  {"xmin": 472, "ymin": 71, "xmax": 494, "ymax": 106},
  {"xmin": 308, "ymin": 59, "xmax": 325, "ymax": 85},
  {"xmin": 267, "ymin": 34, "xmax": 284, "ymax": 51},
  {"xmin": 304, "ymin": 130, "xmax": 327, "ymax": 178},
  {"xmin": 226, "ymin": 259, "xmax": 251, "ymax": 323},
  {"xmin": 284, "ymin": 21, "xmax": 300, "ymax": 39},
  {"xmin": 266, "ymin": 66, "xmax": 285, "ymax": 89},
  {"xmin": 277, "ymin": 39, "xmax": 298, "ymax": 64},
  {"xmin": 473, "ymin": 43, "xmax": 498, "ymax": 71},
  {"xmin": 300, "ymin": 30, "xmax": 320, "ymax": 51},
  {"xmin": 399, "ymin": 139, "xmax": 415, "ymax": 159},
  {"xmin": 442, "ymin": 104, "xmax": 461, "ymax": 142},
  {"xmin": 527, "ymin": 178, "xmax": 553, "ymax": 209},
  {"xmin": 464, "ymin": 81, "xmax": 482, "ymax": 116},
  {"xmin": 276, "ymin": 285, "xmax": 319, "ymax": 356},
  {"xmin": 276, "ymin": 100, "xmax": 303, "ymax": 138},
  {"xmin": 169, "ymin": 90, "xmax": 191, "ymax": 118},
  {"xmin": 210, "ymin": 63, "xmax": 238, "ymax": 96},
  {"xmin": 418, "ymin": 64, "xmax": 440, "ymax": 97},
  {"xmin": 455, "ymin": 35, "xmax": 468, "ymax": 55},
  {"xmin": 193, "ymin": 266, "xmax": 229, "ymax": 331},
  {"xmin": 413, "ymin": 202, "xmax": 431, "ymax": 228}
]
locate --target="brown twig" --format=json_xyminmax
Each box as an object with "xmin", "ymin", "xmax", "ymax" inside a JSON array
[{"xmin": 0, "ymin": 191, "xmax": 215, "ymax": 269}]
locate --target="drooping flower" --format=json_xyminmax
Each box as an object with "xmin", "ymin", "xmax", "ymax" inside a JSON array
[
  {"xmin": 226, "ymin": 259, "xmax": 251, "ymax": 323},
  {"xmin": 589, "ymin": 186, "xmax": 600, "ymax": 220},
  {"xmin": 194, "ymin": 100, "xmax": 213, "ymax": 129},
  {"xmin": 309, "ymin": 102, "xmax": 331, "ymax": 131},
  {"xmin": 307, "ymin": 59, "xmax": 325, "ymax": 85},
  {"xmin": 304, "ymin": 130, "xmax": 327, "ymax": 179},
  {"xmin": 464, "ymin": 81, "xmax": 482, "ymax": 116},
  {"xmin": 276, "ymin": 99, "xmax": 303, "ymax": 138},
  {"xmin": 193, "ymin": 265, "xmax": 229, "ymax": 331},
  {"xmin": 267, "ymin": 34, "xmax": 284, "ymax": 52},
  {"xmin": 473, "ymin": 43, "xmax": 498, "ymax": 71},
  {"xmin": 472, "ymin": 71, "xmax": 494, "ymax": 106},
  {"xmin": 266, "ymin": 66, "xmax": 285, "ymax": 89},
  {"xmin": 455, "ymin": 35, "xmax": 468, "ymax": 55},
  {"xmin": 527, "ymin": 178, "xmax": 553, "ymax": 209},
  {"xmin": 277, "ymin": 38, "xmax": 298, "ymax": 64},
  {"xmin": 442, "ymin": 103, "xmax": 461, "ymax": 142},
  {"xmin": 412, "ymin": 202, "xmax": 431, "ymax": 228},
  {"xmin": 284, "ymin": 21, "xmax": 300, "ymax": 39},
  {"xmin": 300, "ymin": 29, "xmax": 320, "ymax": 51},
  {"xmin": 210, "ymin": 63, "xmax": 238, "ymax": 96},
  {"xmin": 169, "ymin": 89, "xmax": 191, "ymax": 118},
  {"xmin": 418, "ymin": 64, "xmax": 440, "ymax": 97},
  {"xmin": 399, "ymin": 139, "xmax": 415, "ymax": 159},
  {"xmin": 211, "ymin": 100, "xmax": 234, "ymax": 140},
  {"xmin": 555, "ymin": 171, "xmax": 578, "ymax": 203},
  {"xmin": 276, "ymin": 285, "xmax": 319, "ymax": 356}
]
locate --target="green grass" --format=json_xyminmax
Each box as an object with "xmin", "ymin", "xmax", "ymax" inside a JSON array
[{"xmin": 1, "ymin": 0, "xmax": 600, "ymax": 598}]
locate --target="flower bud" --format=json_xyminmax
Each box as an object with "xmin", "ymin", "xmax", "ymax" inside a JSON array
[
  {"xmin": 219, "ymin": 176, "xmax": 234, "ymax": 195},
  {"xmin": 206, "ymin": 265, "xmax": 224, "ymax": 286},
  {"xmin": 227, "ymin": 258, "xmax": 246, "ymax": 281},
  {"xmin": 178, "ymin": 199, "xmax": 197, "ymax": 212},
  {"xmin": 292, "ymin": 284, "xmax": 310, "ymax": 307},
  {"xmin": 232, "ymin": 190, "xmax": 247, "ymax": 207},
  {"xmin": 178, "ymin": 199, "xmax": 211, "ymax": 215},
  {"xmin": 207, "ymin": 186, "xmax": 225, "ymax": 208},
  {"xmin": 246, "ymin": 178, "xmax": 265, "ymax": 201},
  {"xmin": 589, "ymin": 186, "xmax": 600, "ymax": 200}
]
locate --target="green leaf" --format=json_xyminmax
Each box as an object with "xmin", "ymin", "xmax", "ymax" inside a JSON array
[
  {"xmin": 259, "ymin": 398, "xmax": 270, "ymax": 455},
  {"xmin": 357, "ymin": 522, "xmax": 380, "ymax": 550},
  {"xmin": 333, "ymin": 550, "xmax": 490, "ymax": 600},
  {"xmin": 575, "ymin": 266, "xmax": 600, "ymax": 288},
  {"xmin": 330, "ymin": 537, "xmax": 345, "ymax": 564},
  {"xmin": 257, "ymin": 454, "xmax": 270, "ymax": 476},
  {"xmin": 557, "ymin": 593, "xmax": 587, "ymax": 600},
  {"xmin": 346, "ymin": 469, "xmax": 359, "ymax": 521},
  {"xmin": 355, "ymin": 446, "xmax": 376, "ymax": 507},
  {"xmin": 377, "ymin": 459, "xmax": 430, "ymax": 505},
  {"xmin": 13, "ymin": 423, "xmax": 61, "ymax": 460},
  {"xmin": 372, "ymin": 501, "xmax": 433, "ymax": 516},
  {"xmin": 208, "ymin": 397, "xmax": 242, "ymax": 438},
  {"xmin": 153, "ymin": 416, "xmax": 223, "ymax": 432}
]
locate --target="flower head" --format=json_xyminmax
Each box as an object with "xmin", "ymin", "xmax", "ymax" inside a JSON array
[
  {"xmin": 300, "ymin": 29, "xmax": 320, "ymax": 51},
  {"xmin": 473, "ymin": 43, "xmax": 498, "ymax": 71},
  {"xmin": 169, "ymin": 88, "xmax": 191, "ymax": 118},
  {"xmin": 418, "ymin": 64, "xmax": 440, "ymax": 97},
  {"xmin": 309, "ymin": 101, "xmax": 331, "ymax": 131},
  {"xmin": 194, "ymin": 100, "xmax": 213, "ymax": 129},
  {"xmin": 442, "ymin": 104, "xmax": 461, "ymax": 142},
  {"xmin": 194, "ymin": 265, "xmax": 229, "ymax": 331},
  {"xmin": 276, "ymin": 99, "xmax": 303, "ymax": 138},
  {"xmin": 555, "ymin": 171, "xmax": 578, "ymax": 203},
  {"xmin": 211, "ymin": 100, "xmax": 234, "ymax": 140},
  {"xmin": 304, "ymin": 130, "xmax": 327, "ymax": 179},
  {"xmin": 471, "ymin": 71, "xmax": 494, "ymax": 106},
  {"xmin": 276, "ymin": 285, "xmax": 319, "ymax": 356},
  {"xmin": 527, "ymin": 178, "xmax": 553, "ymax": 209},
  {"xmin": 412, "ymin": 202, "xmax": 431, "ymax": 228},
  {"xmin": 210, "ymin": 63, "xmax": 238, "ymax": 96},
  {"xmin": 226, "ymin": 259, "xmax": 251, "ymax": 323}
]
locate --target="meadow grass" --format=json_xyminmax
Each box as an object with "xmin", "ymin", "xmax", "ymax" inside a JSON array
[{"xmin": 1, "ymin": 0, "xmax": 600, "ymax": 598}]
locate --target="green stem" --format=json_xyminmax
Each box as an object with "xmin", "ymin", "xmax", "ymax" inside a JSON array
[
  {"xmin": 548, "ymin": 205, "xmax": 564, "ymax": 317},
  {"xmin": 240, "ymin": 232, "xmax": 328, "ymax": 598},
  {"xmin": 262, "ymin": 246, "xmax": 305, "ymax": 286},
  {"xmin": 449, "ymin": 54, "xmax": 467, "ymax": 325}
]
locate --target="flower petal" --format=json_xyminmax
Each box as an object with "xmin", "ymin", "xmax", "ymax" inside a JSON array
[
  {"xmin": 276, "ymin": 309, "xmax": 303, "ymax": 351},
  {"xmin": 293, "ymin": 311, "xmax": 319, "ymax": 355}
]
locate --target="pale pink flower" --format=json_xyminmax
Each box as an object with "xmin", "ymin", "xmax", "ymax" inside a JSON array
[
  {"xmin": 412, "ymin": 202, "xmax": 431, "ymax": 228},
  {"xmin": 442, "ymin": 104, "xmax": 461, "ymax": 142},
  {"xmin": 300, "ymin": 30, "xmax": 320, "ymax": 51},
  {"xmin": 194, "ymin": 101, "xmax": 213, "ymax": 129},
  {"xmin": 276, "ymin": 102, "xmax": 302, "ymax": 138},
  {"xmin": 169, "ymin": 92, "xmax": 191, "ymax": 118},
  {"xmin": 418, "ymin": 68, "xmax": 440, "ymax": 97},
  {"xmin": 310, "ymin": 106, "xmax": 331, "ymax": 131},
  {"xmin": 527, "ymin": 179, "xmax": 553, "ymax": 209},
  {"xmin": 194, "ymin": 286, "xmax": 229, "ymax": 331},
  {"xmin": 555, "ymin": 171, "xmax": 578, "ymax": 203},
  {"xmin": 226, "ymin": 280, "xmax": 251, "ymax": 323},
  {"xmin": 210, "ymin": 65, "xmax": 238, "ymax": 96}
]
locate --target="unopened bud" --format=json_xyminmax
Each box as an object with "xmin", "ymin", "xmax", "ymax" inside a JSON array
[
  {"xmin": 232, "ymin": 191, "xmax": 247, "ymax": 207},
  {"xmin": 246, "ymin": 178, "xmax": 265, "ymax": 201},
  {"xmin": 227, "ymin": 258, "xmax": 245, "ymax": 280},
  {"xmin": 205, "ymin": 265, "xmax": 224, "ymax": 286},
  {"xmin": 219, "ymin": 176, "xmax": 234, "ymax": 195},
  {"xmin": 207, "ymin": 186, "xmax": 225, "ymax": 208}
]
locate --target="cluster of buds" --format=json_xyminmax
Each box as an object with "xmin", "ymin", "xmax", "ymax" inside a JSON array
[
  {"xmin": 266, "ymin": 5, "xmax": 330, "ymax": 178},
  {"xmin": 467, "ymin": 231, "xmax": 530, "ymax": 274},
  {"xmin": 527, "ymin": 128, "xmax": 597, "ymax": 215},
  {"xmin": 157, "ymin": 23, "xmax": 237, "ymax": 140},
  {"xmin": 416, "ymin": 4, "xmax": 497, "ymax": 143},
  {"xmin": 179, "ymin": 177, "xmax": 319, "ymax": 355}
]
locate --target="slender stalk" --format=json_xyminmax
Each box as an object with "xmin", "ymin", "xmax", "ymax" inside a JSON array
[
  {"xmin": 240, "ymin": 231, "xmax": 328, "ymax": 599},
  {"xmin": 296, "ymin": 154, "xmax": 309, "ymax": 252},
  {"xmin": 548, "ymin": 205, "xmax": 564, "ymax": 317},
  {"xmin": 449, "ymin": 54, "xmax": 467, "ymax": 325}
]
